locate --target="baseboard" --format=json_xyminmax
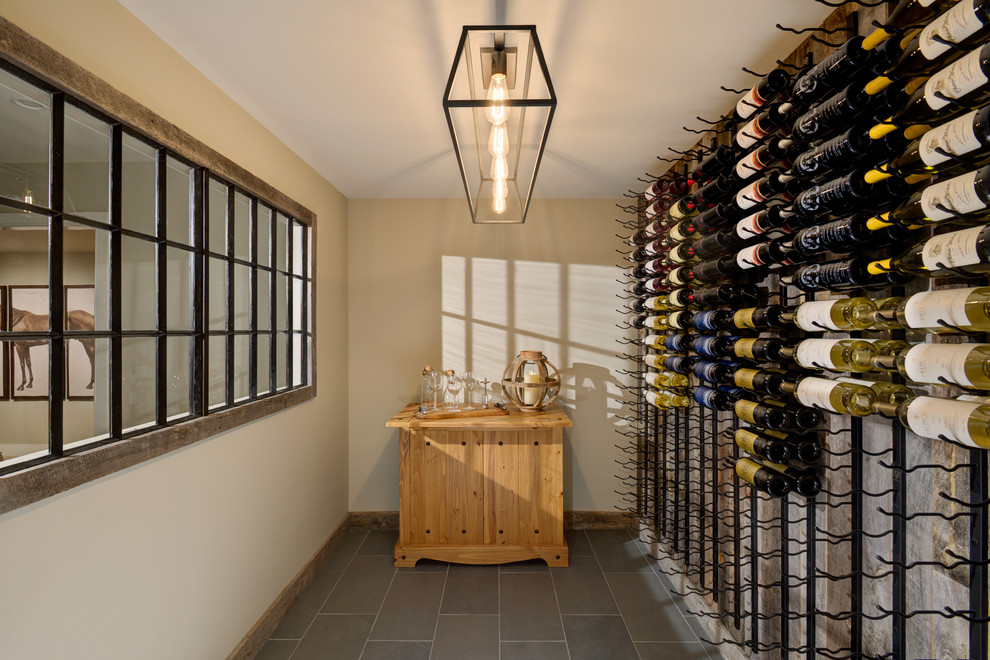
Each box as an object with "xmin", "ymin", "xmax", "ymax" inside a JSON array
[
  {"xmin": 347, "ymin": 510, "xmax": 632, "ymax": 530},
  {"xmin": 226, "ymin": 514, "xmax": 351, "ymax": 660}
]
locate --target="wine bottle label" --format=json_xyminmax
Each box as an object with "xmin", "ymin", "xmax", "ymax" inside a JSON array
[
  {"xmin": 645, "ymin": 390, "xmax": 663, "ymax": 408},
  {"xmin": 761, "ymin": 428, "xmax": 790, "ymax": 440},
  {"xmin": 734, "ymin": 368, "xmax": 760, "ymax": 390},
  {"xmin": 734, "ymin": 400, "xmax": 759, "ymax": 423},
  {"xmin": 919, "ymin": 108, "xmax": 984, "ymax": 166},
  {"xmin": 795, "ymin": 377, "xmax": 838, "ymax": 412},
  {"xmin": 921, "ymin": 225, "xmax": 984, "ymax": 270},
  {"xmin": 735, "ymin": 118, "xmax": 767, "ymax": 150},
  {"xmin": 736, "ymin": 244, "xmax": 765, "ymax": 270},
  {"xmin": 924, "ymin": 46, "xmax": 989, "ymax": 111},
  {"xmin": 903, "ymin": 342, "xmax": 977, "ymax": 387},
  {"xmin": 795, "ymin": 300, "xmax": 841, "ymax": 331},
  {"xmin": 643, "ymin": 335, "xmax": 664, "ymax": 348},
  {"xmin": 795, "ymin": 339, "xmax": 838, "ymax": 370},
  {"xmin": 735, "ymin": 211, "xmax": 764, "ymax": 238},
  {"xmin": 734, "ymin": 338, "xmax": 758, "ymax": 359},
  {"xmin": 734, "ymin": 458, "xmax": 762, "ymax": 485},
  {"xmin": 734, "ymin": 308, "xmax": 757, "ymax": 329},
  {"xmin": 735, "ymin": 149, "xmax": 766, "ymax": 179},
  {"xmin": 694, "ymin": 361, "xmax": 723, "ymax": 382},
  {"xmin": 735, "ymin": 180, "xmax": 767, "ymax": 210},
  {"xmin": 902, "ymin": 286, "xmax": 975, "ymax": 330},
  {"xmin": 693, "ymin": 335, "xmax": 722, "ymax": 357},
  {"xmin": 666, "ymin": 267, "xmax": 686, "ymax": 286},
  {"xmin": 694, "ymin": 386, "xmax": 720, "ymax": 409},
  {"xmin": 646, "ymin": 317, "xmax": 664, "ymax": 330},
  {"xmin": 670, "ymin": 224, "xmax": 690, "ymax": 242},
  {"xmin": 919, "ymin": 0, "xmax": 984, "ymax": 61},
  {"xmin": 644, "ymin": 354, "xmax": 662, "ymax": 369},
  {"xmin": 669, "ymin": 311, "xmax": 690, "ymax": 329},
  {"xmin": 645, "ymin": 296, "xmax": 664, "ymax": 310},
  {"xmin": 736, "ymin": 85, "xmax": 766, "ymax": 119},
  {"xmin": 919, "ymin": 170, "xmax": 987, "ymax": 220},
  {"xmin": 905, "ymin": 396, "xmax": 980, "ymax": 445},
  {"xmin": 645, "ymin": 372, "xmax": 663, "ymax": 389},
  {"xmin": 735, "ymin": 429, "xmax": 761, "ymax": 454}
]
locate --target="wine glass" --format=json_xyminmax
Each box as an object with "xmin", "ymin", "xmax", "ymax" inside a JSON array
[
  {"xmin": 462, "ymin": 371, "xmax": 479, "ymax": 409},
  {"xmin": 445, "ymin": 370, "xmax": 463, "ymax": 410},
  {"xmin": 427, "ymin": 372, "xmax": 444, "ymax": 411}
]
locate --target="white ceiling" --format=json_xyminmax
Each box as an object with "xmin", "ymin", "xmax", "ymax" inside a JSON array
[{"xmin": 116, "ymin": 0, "xmax": 834, "ymax": 200}]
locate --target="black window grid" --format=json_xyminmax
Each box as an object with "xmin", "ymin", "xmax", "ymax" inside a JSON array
[{"xmin": 0, "ymin": 69, "xmax": 312, "ymax": 477}]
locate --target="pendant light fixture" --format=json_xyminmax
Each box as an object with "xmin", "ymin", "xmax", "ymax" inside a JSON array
[{"xmin": 442, "ymin": 26, "xmax": 556, "ymax": 224}]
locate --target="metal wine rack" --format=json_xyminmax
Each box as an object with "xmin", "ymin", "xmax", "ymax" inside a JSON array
[{"xmin": 614, "ymin": 2, "xmax": 990, "ymax": 658}]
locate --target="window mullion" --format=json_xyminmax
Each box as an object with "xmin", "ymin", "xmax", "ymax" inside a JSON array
[
  {"xmin": 109, "ymin": 124, "xmax": 123, "ymax": 438},
  {"xmin": 48, "ymin": 92, "xmax": 65, "ymax": 456},
  {"xmin": 155, "ymin": 148, "xmax": 167, "ymax": 426},
  {"xmin": 225, "ymin": 186, "xmax": 234, "ymax": 406},
  {"xmin": 191, "ymin": 168, "xmax": 206, "ymax": 418},
  {"xmin": 249, "ymin": 199, "xmax": 258, "ymax": 398}
]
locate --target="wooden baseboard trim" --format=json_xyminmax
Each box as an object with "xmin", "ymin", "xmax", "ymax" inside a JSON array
[
  {"xmin": 226, "ymin": 514, "xmax": 351, "ymax": 660},
  {"xmin": 347, "ymin": 510, "xmax": 632, "ymax": 531}
]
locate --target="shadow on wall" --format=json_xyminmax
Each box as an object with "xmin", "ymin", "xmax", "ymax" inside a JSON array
[{"xmin": 439, "ymin": 255, "xmax": 635, "ymax": 510}]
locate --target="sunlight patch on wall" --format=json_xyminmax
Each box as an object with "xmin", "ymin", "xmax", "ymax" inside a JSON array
[
  {"xmin": 441, "ymin": 255, "xmax": 465, "ymax": 316},
  {"xmin": 471, "ymin": 323, "xmax": 508, "ymax": 383},
  {"xmin": 471, "ymin": 257, "xmax": 507, "ymax": 325},
  {"xmin": 513, "ymin": 260, "xmax": 560, "ymax": 338},
  {"xmin": 442, "ymin": 315, "xmax": 465, "ymax": 373}
]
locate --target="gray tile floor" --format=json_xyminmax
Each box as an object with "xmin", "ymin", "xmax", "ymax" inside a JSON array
[{"xmin": 255, "ymin": 528, "xmax": 724, "ymax": 660}]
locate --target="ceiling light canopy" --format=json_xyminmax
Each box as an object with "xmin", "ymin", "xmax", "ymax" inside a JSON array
[{"xmin": 443, "ymin": 25, "xmax": 556, "ymax": 224}]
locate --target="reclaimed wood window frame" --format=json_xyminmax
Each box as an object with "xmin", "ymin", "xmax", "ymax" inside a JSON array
[{"xmin": 0, "ymin": 17, "xmax": 316, "ymax": 514}]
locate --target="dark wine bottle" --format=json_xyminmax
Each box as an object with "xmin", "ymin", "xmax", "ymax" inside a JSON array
[
  {"xmin": 763, "ymin": 461, "xmax": 822, "ymax": 497},
  {"xmin": 692, "ymin": 229, "xmax": 748, "ymax": 260},
  {"xmin": 694, "ymin": 360, "xmax": 735, "ymax": 385},
  {"xmin": 735, "ymin": 69, "xmax": 791, "ymax": 120},
  {"xmin": 695, "ymin": 386, "xmax": 731, "ymax": 411},
  {"xmin": 688, "ymin": 256, "xmax": 744, "ymax": 283},
  {"xmin": 788, "ymin": 214, "xmax": 894, "ymax": 257},
  {"xmin": 734, "ymin": 457, "xmax": 792, "ymax": 497},
  {"xmin": 791, "ymin": 169, "xmax": 909, "ymax": 218},
  {"xmin": 732, "ymin": 337, "xmax": 789, "ymax": 363},
  {"xmin": 734, "ymin": 398, "xmax": 791, "ymax": 431},
  {"xmin": 734, "ymin": 170, "xmax": 799, "ymax": 210},
  {"xmin": 692, "ymin": 145, "xmax": 739, "ymax": 182},
  {"xmin": 691, "ymin": 284, "xmax": 749, "ymax": 306},
  {"xmin": 733, "ymin": 367, "xmax": 786, "ymax": 397},
  {"xmin": 750, "ymin": 428, "xmax": 823, "ymax": 464},
  {"xmin": 764, "ymin": 399, "xmax": 823, "ymax": 432},
  {"xmin": 790, "ymin": 36, "xmax": 874, "ymax": 107},
  {"xmin": 786, "ymin": 257, "xmax": 911, "ymax": 292},
  {"xmin": 630, "ymin": 258, "xmax": 668, "ymax": 279},
  {"xmin": 791, "ymin": 125, "xmax": 873, "ymax": 178},
  {"xmin": 791, "ymin": 82, "xmax": 891, "ymax": 143},
  {"xmin": 734, "ymin": 237, "xmax": 798, "ymax": 272},
  {"xmin": 733, "ymin": 137, "xmax": 799, "ymax": 179}
]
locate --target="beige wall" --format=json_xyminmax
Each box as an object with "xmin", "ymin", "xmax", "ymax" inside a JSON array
[
  {"xmin": 348, "ymin": 198, "xmax": 627, "ymax": 513},
  {"xmin": 0, "ymin": 2, "xmax": 349, "ymax": 659}
]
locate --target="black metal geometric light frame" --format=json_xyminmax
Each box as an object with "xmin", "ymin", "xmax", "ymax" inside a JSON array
[{"xmin": 442, "ymin": 25, "xmax": 556, "ymax": 224}]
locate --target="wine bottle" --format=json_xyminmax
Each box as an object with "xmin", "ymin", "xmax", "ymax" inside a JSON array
[
  {"xmin": 735, "ymin": 237, "xmax": 797, "ymax": 272},
  {"xmin": 645, "ymin": 370, "xmax": 690, "ymax": 389},
  {"xmin": 733, "ymin": 203, "xmax": 797, "ymax": 240},
  {"xmin": 791, "ymin": 36, "xmax": 874, "ymax": 107},
  {"xmin": 694, "ymin": 385, "xmax": 732, "ymax": 411},
  {"xmin": 692, "ymin": 146, "xmax": 739, "ymax": 182},
  {"xmin": 877, "ymin": 341, "xmax": 990, "ymax": 388},
  {"xmin": 718, "ymin": 385, "xmax": 748, "ymax": 403},
  {"xmin": 694, "ymin": 360, "xmax": 736, "ymax": 385},
  {"xmin": 734, "ymin": 457, "xmax": 792, "ymax": 496},
  {"xmin": 735, "ymin": 427, "xmax": 792, "ymax": 463},
  {"xmin": 734, "ymin": 137, "xmax": 799, "ymax": 179},
  {"xmin": 733, "ymin": 367, "xmax": 786, "ymax": 397},
  {"xmin": 734, "ymin": 170, "xmax": 799, "ymax": 210},
  {"xmin": 645, "ymin": 353, "xmax": 697, "ymax": 374},
  {"xmin": 787, "ymin": 257, "xmax": 910, "ymax": 292},
  {"xmin": 630, "ymin": 258, "xmax": 669, "ymax": 279},
  {"xmin": 867, "ymin": 224, "xmax": 990, "ymax": 277},
  {"xmin": 691, "ymin": 229, "xmax": 748, "ymax": 260},
  {"xmin": 688, "ymin": 256, "xmax": 744, "ymax": 283},
  {"xmin": 880, "ymin": 43, "xmax": 990, "ymax": 130},
  {"xmin": 784, "ymin": 297, "xmax": 879, "ymax": 332},
  {"xmin": 661, "ymin": 265, "xmax": 699, "ymax": 288},
  {"xmin": 791, "ymin": 82, "xmax": 893, "ymax": 143},
  {"xmin": 838, "ymin": 376, "xmax": 916, "ymax": 405},
  {"xmin": 894, "ymin": 285, "xmax": 990, "ymax": 332},
  {"xmin": 874, "ymin": 395, "xmax": 990, "ymax": 448},
  {"xmin": 779, "ymin": 376, "xmax": 877, "ymax": 416},
  {"xmin": 769, "ymin": 429, "xmax": 824, "ymax": 464},
  {"xmin": 869, "ymin": 296, "xmax": 906, "ymax": 329},
  {"xmin": 959, "ymin": 393, "xmax": 990, "ymax": 402},
  {"xmin": 667, "ymin": 287, "xmax": 693, "ymax": 308},
  {"xmin": 666, "ymin": 197, "xmax": 698, "ymax": 221},
  {"xmin": 871, "ymin": 0, "xmax": 990, "ymax": 89},
  {"xmin": 791, "ymin": 169, "xmax": 909, "ymax": 218},
  {"xmin": 646, "ymin": 388, "xmax": 691, "ymax": 410},
  {"xmin": 862, "ymin": 0, "xmax": 963, "ymax": 51},
  {"xmin": 662, "ymin": 242, "xmax": 697, "ymax": 266},
  {"xmin": 667, "ymin": 310, "xmax": 696, "ymax": 331},
  {"xmin": 788, "ymin": 215, "xmax": 898, "ymax": 258},
  {"xmin": 762, "ymin": 461, "xmax": 822, "ymax": 497},
  {"xmin": 733, "ymin": 337, "xmax": 789, "ymax": 363},
  {"xmin": 735, "ymin": 102, "xmax": 797, "ymax": 150},
  {"xmin": 667, "ymin": 218, "xmax": 698, "ymax": 244},
  {"xmin": 733, "ymin": 305, "xmax": 789, "ymax": 330},
  {"xmin": 630, "ymin": 278, "xmax": 668, "ymax": 297},
  {"xmin": 870, "ymin": 106, "xmax": 990, "ymax": 178},
  {"xmin": 692, "ymin": 333, "xmax": 738, "ymax": 358},
  {"xmin": 691, "ymin": 284, "xmax": 747, "ymax": 306},
  {"xmin": 664, "ymin": 334, "xmax": 693, "ymax": 353},
  {"xmin": 735, "ymin": 68, "xmax": 792, "ymax": 120},
  {"xmin": 733, "ymin": 398, "xmax": 791, "ymax": 431},
  {"xmin": 630, "ymin": 314, "xmax": 661, "ymax": 330},
  {"xmin": 764, "ymin": 398, "xmax": 823, "ymax": 431},
  {"xmin": 783, "ymin": 338, "xmax": 879, "ymax": 372}
]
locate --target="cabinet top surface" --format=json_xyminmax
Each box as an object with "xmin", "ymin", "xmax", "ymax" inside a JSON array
[{"xmin": 386, "ymin": 403, "xmax": 572, "ymax": 429}]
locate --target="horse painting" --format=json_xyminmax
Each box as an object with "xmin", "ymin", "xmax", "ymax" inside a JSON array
[{"xmin": 10, "ymin": 307, "xmax": 96, "ymax": 392}]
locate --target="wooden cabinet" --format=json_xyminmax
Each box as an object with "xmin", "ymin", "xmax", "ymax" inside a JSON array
[{"xmin": 387, "ymin": 403, "xmax": 571, "ymax": 567}]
